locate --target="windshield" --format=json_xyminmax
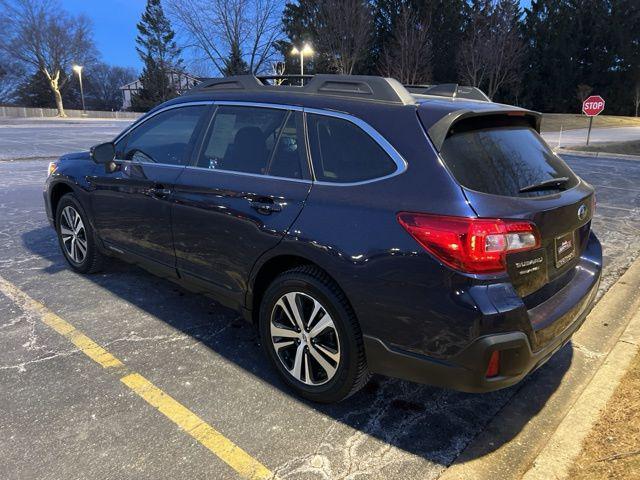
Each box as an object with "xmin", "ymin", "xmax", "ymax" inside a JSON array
[{"xmin": 440, "ymin": 125, "xmax": 579, "ymax": 197}]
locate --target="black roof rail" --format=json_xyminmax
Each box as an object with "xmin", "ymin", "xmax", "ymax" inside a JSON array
[
  {"xmin": 188, "ymin": 74, "xmax": 415, "ymax": 105},
  {"xmin": 257, "ymin": 74, "xmax": 313, "ymax": 83},
  {"xmin": 405, "ymin": 84, "xmax": 491, "ymax": 102}
]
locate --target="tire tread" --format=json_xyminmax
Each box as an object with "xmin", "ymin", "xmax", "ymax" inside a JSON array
[{"xmin": 270, "ymin": 265, "xmax": 370, "ymax": 400}]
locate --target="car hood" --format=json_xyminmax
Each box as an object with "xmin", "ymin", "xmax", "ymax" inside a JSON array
[{"xmin": 59, "ymin": 151, "xmax": 91, "ymax": 162}]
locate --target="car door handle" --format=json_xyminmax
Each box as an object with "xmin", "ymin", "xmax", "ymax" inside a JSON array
[
  {"xmin": 250, "ymin": 199, "xmax": 282, "ymax": 214},
  {"xmin": 147, "ymin": 185, "xmax": 172, "ymax": 198}
]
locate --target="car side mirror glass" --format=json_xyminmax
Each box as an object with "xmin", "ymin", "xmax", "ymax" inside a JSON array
[{"xmin": 90, "ymin": 142, "xmax": 115, "ymax": 164}]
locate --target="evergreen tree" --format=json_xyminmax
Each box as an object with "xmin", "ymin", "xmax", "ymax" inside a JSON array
[
  {"xmin": 521, "ymin": 0, "xmax": 576, "ymax": 112},
  {"xmin": 429, "ymin": 0, "xmax": 466, "ymax": 83},
  {"xmin": 521, "ymin": 0, "xmax": 640, "ymax": 114},
  {"xmin": 279, "ymin": 0, "xmax": 334, "ymax": 77},
  {"xmin": 131, "ymin": 0, "xmax": 183, "ymax": 111},
  {"xmin": 223, "ymin": 42, "xmax": 250, "ymax": 76},
  {"xmin": 607, "ymin": 0, "xmax": 640, "ymax": 115},
  {"xmin": 277, "ymin": 0, "xmax": 639, "ymax": 114},
  {"xmin": 16, "ymin": 71, "xmax": 54, "ymax": 107}
]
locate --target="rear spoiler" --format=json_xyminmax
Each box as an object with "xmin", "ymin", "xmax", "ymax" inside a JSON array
[
  {"xmin": 405, "ymin": 84, "xmax": 491, "ymax": 102},
  {"xmin": 426, "ymin": 108, "xmax": 542, "ymax": 152}
]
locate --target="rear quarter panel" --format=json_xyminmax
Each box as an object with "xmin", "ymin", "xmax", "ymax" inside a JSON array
[{"xmin": 252, "ymin": 107, "xmax": 488, "ymax": 358}]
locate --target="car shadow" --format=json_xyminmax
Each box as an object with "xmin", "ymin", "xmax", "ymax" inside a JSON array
[{"xmin": 21, "ymin": 225, "xmax": 572, "ymax": 467}]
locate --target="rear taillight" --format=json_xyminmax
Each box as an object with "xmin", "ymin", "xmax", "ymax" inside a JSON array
[{"xmin": 397, "ymin": 213, "xmax": 540, "ymax": 274}]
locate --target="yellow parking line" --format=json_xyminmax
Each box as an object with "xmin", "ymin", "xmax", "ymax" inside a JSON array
[
  {"xmin": 0, "ymin": 276, "xmax": 123, "ymax": 368},
  {"xmin": 122, "ymin": 373, "xmax": 272, "ymax": 480},
  {"xmin": 0, "ymin": 275, "xmax": 273, "ymax": 479}
]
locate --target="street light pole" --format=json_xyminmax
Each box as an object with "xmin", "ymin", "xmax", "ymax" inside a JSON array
[
  {"xmin": 290, "ymin": 44, "xmax": 314, "ymax": 86},
  {"xmin": 73, "ymin": 65, "xmax": 85, "ymax": 113},
  {"xmin": 300, "ymin": 49, "xmax": 304, "ymax": 77}
]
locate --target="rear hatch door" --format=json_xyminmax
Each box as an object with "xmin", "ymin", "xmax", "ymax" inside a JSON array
[{"xmin": 420, "ymin": 109, "xmax": 595, "ymax": 298}]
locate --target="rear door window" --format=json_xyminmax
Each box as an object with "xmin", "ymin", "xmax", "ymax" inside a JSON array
[
  {"xmin": 197, "ymin": 105, "xmax": 288, "ymax": 175},
  {"xmin": 440, "ymin": 122, "xmax": 578, "ymax": 197},
  {"xmin": 265, "ymin": 112, "xmax": 306, "ymax": 179},
  {"xmin": 306, "ymin": 114, "xmax": 397, "ymax": 183}
]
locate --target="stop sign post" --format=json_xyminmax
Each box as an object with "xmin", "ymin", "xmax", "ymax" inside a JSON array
[{"xmin": 582, "ymin": 95, "xmax": 605, "ymax": 145}]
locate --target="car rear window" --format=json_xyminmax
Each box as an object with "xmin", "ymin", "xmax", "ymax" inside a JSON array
[
  {"xmin": 306, "ymin": 114, "xmax": 397, "ymax": 183},
  {"xmin": 440, "ymin": 123, "xmax": 578, "ymax": 197}
]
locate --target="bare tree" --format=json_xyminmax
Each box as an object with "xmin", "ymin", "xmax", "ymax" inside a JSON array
[
  {"xmin": 0, "ymin": 55, "xmax": 24, "ymax": 104},
  {"xmin": 0, "ymin": 0, "xmax": 95, "ymax": 116},
  {"xmin": 270, "ymin": 61, "xmax": 286, "ymax": 85},
  {"xmin": 317, "ymin": 0, "xmax": 373, "ymax": 75},
  {"xmin": 379, "ymin": 3, "xmax": 431, "ymax": 84},
  {"xmin": 458, "ymin": 0, "xmax": 523, "ymax": 100},
  {"xmin": 167, "ymin": 0, "xmax": 283, "ymax": 75},
  {"xmin": 86, "ymin": 63, "xmax": 137, "ymax": 111},
  {"xmin": 457, "ymin": 1, "xmax": 491, "ymax": 89}
]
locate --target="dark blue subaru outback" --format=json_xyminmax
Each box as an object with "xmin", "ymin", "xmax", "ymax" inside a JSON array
[{"xmin": 44, "ymin": 75, "xmax": 602, "ymax": 403}]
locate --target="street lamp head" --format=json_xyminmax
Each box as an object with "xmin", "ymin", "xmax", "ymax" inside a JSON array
[
  {"xmin": 291, "ymin": 46, "xmax": 300, "ymax": 55},
  {"xmin": 72, "ymin": 64, "xmax": 83, "ymax": 74},
  {"xmin": 302, "ymin": 44, "xmax": 314, "ymax": 56}
]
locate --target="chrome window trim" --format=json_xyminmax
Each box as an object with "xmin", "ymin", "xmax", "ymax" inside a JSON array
[
  {"xmin": 303, "ymin": 107, "xmax": 408, "ymax": 186},
  {"xmin": 112, "ymin": 159, "xmax": 186, "ymax": 170},
  {"xmin": 112, "ymin": 100, "xmax": 408, "ymax": 186},
  {"xmin": 183, "ymin": 165, "xmax": 312, "ymax": 184}
]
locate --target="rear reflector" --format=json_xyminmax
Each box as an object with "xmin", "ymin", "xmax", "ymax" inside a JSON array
[
  {"xmin": 397, "ymin": 213, "xmax": 540, "ymax": 274},
  {"xmin": 486, "ymin": 351, "xmax": 500, "ymax": 378}
]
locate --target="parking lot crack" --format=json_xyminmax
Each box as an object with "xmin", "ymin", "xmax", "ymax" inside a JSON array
[
  {"xmin": 0, "ymin": 348, "xmax": 82, "ymax": 372},
  {"xmin": 104, "ymin": 323, "xmax": 232, "ymax": 348},
  {"xmin": 572, "ymin": 341, "xmax": 606, "ymax": 359}
]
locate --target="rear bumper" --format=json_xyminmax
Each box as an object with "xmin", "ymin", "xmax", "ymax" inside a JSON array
[{"xmin": 365, "ymin": 234, "xmax": 602, "ymax": 393}]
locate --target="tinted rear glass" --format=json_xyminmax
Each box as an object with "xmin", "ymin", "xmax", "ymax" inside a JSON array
[
  {"xmin": 440, "ymin": 125, "xmax": 578, "ymax": 197},
  {"xmin": 198, "ymin": 105, "xmax": 288, "ymax": 175},
  {"xmin": 307, "ymin": 114, "xmax": 397, "ymax": 183}
]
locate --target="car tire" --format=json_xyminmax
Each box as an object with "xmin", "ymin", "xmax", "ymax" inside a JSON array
[
  {"xmin": 55, "ymin": 193, "xmax": 104, "ymax": 274},
  {"xmin": 259, "ymin": 265, "xmax": 370, "ymax": 403}
]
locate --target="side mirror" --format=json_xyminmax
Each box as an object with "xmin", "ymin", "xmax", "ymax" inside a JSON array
[{"xmin": 90, "ymin": 142, "xmax": 115, "ymax": 164}]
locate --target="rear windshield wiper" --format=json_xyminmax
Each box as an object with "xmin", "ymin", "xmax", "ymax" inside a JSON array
[{"xmin": 519, "ymin": 176, "xmax": 570, "ymax": 193}]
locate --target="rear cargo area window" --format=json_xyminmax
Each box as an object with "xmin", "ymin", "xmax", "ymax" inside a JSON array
[
  {"xmin": 440, "ymin": 125, "xmax": 578, "ymax": 197},
  {"xmin": 307, "ymin": 114, "xmax": 397, "ymax": 183}
]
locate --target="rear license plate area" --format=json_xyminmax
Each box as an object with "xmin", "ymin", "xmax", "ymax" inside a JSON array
[{"xmin": 554, "ymin": 230, "xmax": 576, "ymax": 268}]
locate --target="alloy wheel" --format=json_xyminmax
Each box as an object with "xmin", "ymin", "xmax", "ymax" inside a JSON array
[
  {"xmin": 270, "ymin": 291, "xmax": 341, "ymax": 386},
  {"xmin": 60, "ymin": 205, "xmax": 88, "ymax": 264}
]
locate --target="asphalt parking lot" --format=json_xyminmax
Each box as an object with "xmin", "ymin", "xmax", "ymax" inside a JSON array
[{"xmin": 1, "ymin": 120, "xmax": 639, "ymax": 479}]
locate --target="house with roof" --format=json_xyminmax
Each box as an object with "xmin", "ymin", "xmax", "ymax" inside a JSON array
[{"xmin": 120, "ymin": 71, "xmax": 201, "ymax": 110}]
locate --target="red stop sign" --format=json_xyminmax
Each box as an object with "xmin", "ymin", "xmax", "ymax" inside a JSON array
[{"xmin": 582, "ymin": 95, "xmax": 605, "ymax": 116}]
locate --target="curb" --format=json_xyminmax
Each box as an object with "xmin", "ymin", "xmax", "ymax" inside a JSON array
[
  {"xmin": 522, "ymin": 303, "xmax": 640, "ymax": 479},
  {"xmin": 438, "ymin": 256, "xmax": 640, "ymax": 480},
  {"xmin": 555, "ymin": 148, "xmax": 640, "ymax": 161}
]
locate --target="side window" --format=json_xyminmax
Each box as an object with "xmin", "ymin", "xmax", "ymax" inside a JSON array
[
  {"xmin": 117, "ymin": 106, "xmax": 207, "ymax": 165},
  {"xmin": 197, "ymin": 106, "xmax": 288, "ymax": 175},
  {"xmin": 306, "ymin": 114, "xmax": 397, "ymax": 183},
  {"xmin": 265, "ymin": 112, "xmax": 305, "ymax": 179}
]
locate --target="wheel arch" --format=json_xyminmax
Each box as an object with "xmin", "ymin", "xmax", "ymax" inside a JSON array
[
  {"xmin": 50, "ymin": 181, "xmax": 76, "ymax": 226},
  {"xmin": 247, "ymin": 253, "xmax": 353, "ymax": 327}
]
